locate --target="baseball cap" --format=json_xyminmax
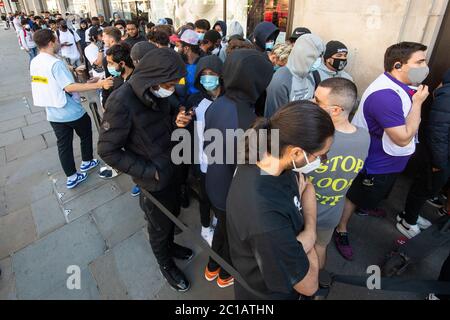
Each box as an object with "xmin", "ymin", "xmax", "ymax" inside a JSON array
[
  {"xmin": 290, "ymin": 27, "xmax": 311, "ymax": 40},
  {"xmin": 180, "ymin": 29, "xmax": 200, "ymax": 46}
]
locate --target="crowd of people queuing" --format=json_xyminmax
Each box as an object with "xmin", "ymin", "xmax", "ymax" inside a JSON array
[{"xmin": 4, "ymin": 8, "xmax": 448, "ymax": 300}]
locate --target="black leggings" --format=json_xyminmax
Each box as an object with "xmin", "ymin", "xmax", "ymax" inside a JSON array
[
  {"xmin": 50, "ymin": 113, "xmax": 93, "ymax": 177},
  {"xmin": 208, "ymin": 207, "xmax": 232, "ymax": 279}
]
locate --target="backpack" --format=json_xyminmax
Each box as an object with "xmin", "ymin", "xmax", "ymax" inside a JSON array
[
  {"xmin": 312, "ymin": 70, "xmax": 321, "ymax": 90},
  {"xmin": 56, "ymin": 28, "xmax": 76, "ymax": 43}
]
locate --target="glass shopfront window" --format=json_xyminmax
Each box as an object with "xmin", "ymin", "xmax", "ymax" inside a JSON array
[
  {"xmin": 110, "ymin": 0, "xmax": 150, "ymax": 21},
  {"xmin": 247, "ymin": 0, "xmax": 290, "ymax": 39},
  {"xmin": 46, "ymin": 0, "xmax": 58, "ymax": 12}
]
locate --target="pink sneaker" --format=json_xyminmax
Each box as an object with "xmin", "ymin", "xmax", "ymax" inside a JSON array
[{"xmin": 333, "ymin": 229, "xmax": 354, "ymax": 261}]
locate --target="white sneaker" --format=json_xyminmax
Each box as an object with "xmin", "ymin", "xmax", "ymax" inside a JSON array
[
  {"xmin": 417, "ymin": 216, "xmax": 432, "ymax": 230},
  {"xmin": 201, "ymin": 226, "xmax": 214, "ymax": 247},
  {"xmin": 211, "ymin": 216, "xmax": 218, "ymax": 229},
  {"xmin": 396, "ymin": 219, "xmax": 421, "ymax": 239},
  {"xmin": 396, "ymin": 213, "xmax": 432, "ymax": 230},
  {"xmin": 426, "ymin": 293, "xmax": 440, "ymax": 300}
]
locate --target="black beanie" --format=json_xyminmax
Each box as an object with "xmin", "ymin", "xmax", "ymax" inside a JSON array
[{"xmin": 324, "ymin": 40, "xmax": 348, "ymax": 60}]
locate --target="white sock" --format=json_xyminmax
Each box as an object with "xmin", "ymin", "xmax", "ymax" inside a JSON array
[
  {"xmin": 67, "ymin": 173, "xmax": 78, "ymax": 182},
  {"xmin": 82, "ymin": 160, "xmax": 91, "ymax": 166}
]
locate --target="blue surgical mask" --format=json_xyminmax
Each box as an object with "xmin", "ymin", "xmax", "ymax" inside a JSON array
[
  {"xmin": 107, "ymin": 66, "xmax": 121, "ymax": 78},
  {"xmin": 311, "ymin": 57, "xmax": 322, "ymax": 72},
  {"xmin": 197, "ymin": 32, "xmax": 205, "ymax": 41},
  {"xmin": 200, "ymin": 75, "xmax": 220, "ymax": 92},
  {"xmin": 265, "ymin": 41, "xmax": 274, "ymax": 51}
]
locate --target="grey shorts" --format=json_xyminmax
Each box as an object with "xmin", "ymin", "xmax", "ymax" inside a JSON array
[{"xmin": 316, "ymin": 228, "xmax": 335, "ymax": 247}]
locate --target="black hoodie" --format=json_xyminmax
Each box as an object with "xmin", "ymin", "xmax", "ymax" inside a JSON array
[
  {"xmin": 186, "ymin": 55, "xmax": 224, "ymax": 108},
  {"xmin": 98, "ymin": 48, "xmax": 186, "ymax": 192},
  {"xmin": 252, "ymin": 21, "xmax": 279, "ymax": 51},
  {"xmin": 204, "ymin": 49, "xmax": 273, "ymax": 211},
  {"xmin": 213, "ymin": 20, "xmax": 227, "ymax": 38}
]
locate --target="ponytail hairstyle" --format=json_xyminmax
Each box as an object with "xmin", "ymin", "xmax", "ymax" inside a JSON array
[{"xmin": 244, "ymin": 100, "xmax": 335, "ymax": 163}]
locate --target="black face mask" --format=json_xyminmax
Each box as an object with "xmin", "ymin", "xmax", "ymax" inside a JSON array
[{"xmin": 330, "ymin": 58, "xmax": 348, "ymax": 71}]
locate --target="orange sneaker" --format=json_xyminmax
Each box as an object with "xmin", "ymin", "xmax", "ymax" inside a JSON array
[
  {"xmin": 217, "ymin": 276, "xmax": 234, "ymax": 288},
  {"xmin": 204, "ymin": 266, "xmax": 220, "ymax": 282}
]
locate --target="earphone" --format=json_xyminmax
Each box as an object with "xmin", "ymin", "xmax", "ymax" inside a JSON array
[{"xmin": 395, "ymin": 63, "xmax": 402, "ymax": 70}]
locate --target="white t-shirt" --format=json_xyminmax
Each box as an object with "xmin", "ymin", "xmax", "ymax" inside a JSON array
[
  {"xmin": 84, "ymin": 43, "xmax": 105, "ymax": 79},
  {"xmin": 58, "ymin": 29, "xmax": 81, "ymax": 62}
]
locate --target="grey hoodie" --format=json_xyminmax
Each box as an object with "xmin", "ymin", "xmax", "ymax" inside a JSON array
[
  {"xmin": 264, "ymin": 34, "xmax": 325, "ymax": 117},
  {"xmin": 218, "ymin": 21, "xmax": 245, "ymax": 62},
  {"xmin": 314, "ymin": 60, "xmax": 353, "ymax": 85}
]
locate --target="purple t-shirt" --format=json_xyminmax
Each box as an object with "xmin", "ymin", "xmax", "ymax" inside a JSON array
[{"xmin": 363, "ymin": 73, "xmax": 415, "ymax": 174}]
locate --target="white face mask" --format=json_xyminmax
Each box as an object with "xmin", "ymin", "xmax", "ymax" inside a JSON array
[
  {"xmin": 292, "ymin": 150, "xmax": 322, "ymax": 174},
  {"xmin": 174, "ymin": 46, "xmax": 179, "ymax": 53},
  {"xmin": 151, "ymin": 86, "xmax": 175, "ymax": 98}
]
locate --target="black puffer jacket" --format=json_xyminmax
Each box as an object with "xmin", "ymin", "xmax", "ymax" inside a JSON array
[
  {"xmin": 97, "ymin": 48, "xmax": 186, "ymax": 192},
  {"xmin": 427, "ymin": 81, "xmax": 450, "ymax": 170}
]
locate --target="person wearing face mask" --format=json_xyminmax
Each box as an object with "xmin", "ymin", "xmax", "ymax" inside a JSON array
[
  {"xmin": 200, "ymin": 30, "xmax": 222, "ymax": 55},
  {"xmin": 335, "ymin": 42, "xmax": 430, "ymax": 260},
  {"xmin": 101, "ymin": 27, "xmax": 122, "ymax": 104},
  {"xmin": 56, "ymin": 18, "xmax": 84, "ymax": 68},
  {"xmin": 76, "ymin": 20, "xmax": 88, "ymax": 53},
  {"xmin": 177, "ymin": 55, "xmax": 225, "ymax": 247},
  {"xmin": 98, "ymin": 48, "xmax": 192, "ymax": 293},
  {"xmin": 203, "ymin": 49, "xmax": 273, "ymax": 289},
  {"xmin": 268, "ymin": 43, "xmax": 292, "ymax": 72},
  {"xmin": 176, "ymin": 29, "xmax": 201, "ymax": 105},
  {"xmin": 97, "ymin": 44, "xmax": 135, "ymax": 181},
  {"xmin": 194, "ymin": 19, "xmax": 210, "ymax": 41},
  {"xmin": 113, "ymin": 20, "xmax": 128, "ymax": 41},
  {"xmin": 227, "ymin": 101, "xmax": 335, "ymax": 300},
  {"xmin": 308, "ymin": 78, "xmax": 369, "ymax": 269},
  {"xmin": 19, "ymin": 18, "xmax": 37, "ymax": 63},
  {"xmin": 264, "ymin": 33, "xmax": 325, "ymax": 118},
  {"xmin": 30, "ymin": 29, "xmax": 113, "ymax": 190},
  {"xmin": 311, "ymin": 40, "xmax": 353, "ymax": 89},
  {"xmin": 251, "ymin": 21, "xmax": 279, "ymax": 53}
]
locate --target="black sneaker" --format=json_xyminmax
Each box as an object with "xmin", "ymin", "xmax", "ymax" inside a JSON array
[
  {"xmin": 160, "ymin": 262, "xmax": 190, "ymax": 292},
  {"xmin": 427, "ymin": 197, "xmax": 444, "ymax": 208},
  {"xmin": 170, "ymin": 243, "xmax": 194, "ymax": 261},
  {"xmin": 180, "ymin": 184, "xmax": 190, "ymax": 208}
]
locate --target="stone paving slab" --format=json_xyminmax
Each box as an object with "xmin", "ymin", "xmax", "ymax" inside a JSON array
[
  {"xmin": 5, "ymin": 135, "xmax": 47, "ymax": 162},
  {"xmin": 0, "ymin": 116, "xmax": 27, "ymax": 134},
  {"xmin": 41, "ymin": 268, "xmax": 101, "ymax": 300},
  {"xmin": 42, "ymin": 131, "xmax": 57, "ymax": 148},
  {"xmin": 64, "ymin": 181, "xmax": 122, "ymax": 222},
  {"xmin": 91, "ymin": 192, "xmax": 146, "ymax": 249},
  {"xmin": 0, "ymin": 206, "xmax": 37, "ymax": 259},
  {"xmin": 12, "ymin": 215, "xmax": 106, "ymax": 300},
  {"xmin": 0, "ymin": 129, "xmax": 23, "ymax": 148},
  {"xmin": 25, "ymin": 111, "xmax": 47, "ymax": 125},
  {"xmin": 89, "ymin": 250, "xmax": 130, "ymax": 300},
  {"xmin": 0, "ymin": 187, "xmax": 6, "ymax": 217},
  {"xmin": 31, "ymin": 194, "xmax": 66, "ymax": 239},
  {"xmin": 3, "ymin": 174, "xmax": 53, "ymax": 215},
  {"xmin": 0, "ymin": 146, "xmax": 61, "ymax": 186},
  {"xmin": 21, "ymin": 120, "xmax": 52, "ymax": 139},
  {"xmin": 110, "ymin": 230, "xmax": 165, "ymax": 299},
  {"xmin": 0, "ymin": 98, "xmax": 31, "ymax": 122},
  {"xmin": 154, "ymin": 250, "xmax": 234, "ymax": 300},
  {"xmin": 0, "ymin": 147, "xmax": 5, "ymax": 167},
  {"xmin": 51, "ymin": 170, "xmax": 109, "ymax": 204},
  {"xmin": 0, "ymin": 257, "xmax": 17, "ymax": 300}
]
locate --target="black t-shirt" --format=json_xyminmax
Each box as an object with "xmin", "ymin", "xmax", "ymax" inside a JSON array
[{"xmin": 226, "ymin": 164, "xmax": 309, "ymax": 300}]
